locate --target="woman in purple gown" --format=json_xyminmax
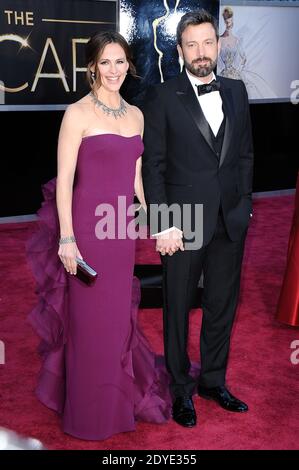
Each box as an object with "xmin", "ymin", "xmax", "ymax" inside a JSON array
[{"xmin": 27, "ymin": 31, "xmax": 171, "ymax": 441}]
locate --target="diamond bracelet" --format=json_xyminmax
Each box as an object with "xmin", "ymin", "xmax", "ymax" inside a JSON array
[{"xmin": 59, "ymin": 235, "xmax": 76, "ymax": 244}]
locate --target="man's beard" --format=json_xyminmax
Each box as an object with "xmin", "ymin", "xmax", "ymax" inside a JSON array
[{"xmin": 184, "ymin": 56, "xmax": 217, "ymax": 78}]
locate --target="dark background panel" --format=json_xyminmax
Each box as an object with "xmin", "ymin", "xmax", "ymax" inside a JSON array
[
  {"xmin": 0, "ymin": 101, "xmax": 298, "ymax": 217},
  {"xmin": 250, "ymin": 102, "xmax": 298, "ymax": 192},
  {"xmin": 0, "ymin": 111, "xmax": 63, "ymax": 216}
]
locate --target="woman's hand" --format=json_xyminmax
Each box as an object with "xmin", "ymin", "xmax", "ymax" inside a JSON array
[{"xmin": 58, "ymin": 242, "xmax": 83, "ymax": 275}]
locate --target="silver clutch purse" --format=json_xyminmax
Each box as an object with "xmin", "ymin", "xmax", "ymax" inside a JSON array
[{"xmin": 75, "ymin": 258, "xmax": 98, "ymax": 284}]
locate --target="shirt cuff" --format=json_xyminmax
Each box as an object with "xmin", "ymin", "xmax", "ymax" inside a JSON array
[{"xmin": 152, "ymin": 226, "xmax": 183, "ymax": 237}]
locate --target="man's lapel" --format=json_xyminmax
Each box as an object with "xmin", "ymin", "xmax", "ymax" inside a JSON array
[
  {"xmin": 175, "ymin": 70, "xmax": 235, "ymax": 167},
  {"xmin": 217, "ymin": 75, "xmax": 235, "ymax": 168},
  {"xmin": 176, "ymin": 70, "xmax": 215, "ymax": 155}
]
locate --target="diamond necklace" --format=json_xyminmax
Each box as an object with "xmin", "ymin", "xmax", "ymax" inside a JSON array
[{"xmin": 89, "ymin": 91, "xmax": 127, "ymax": 119}]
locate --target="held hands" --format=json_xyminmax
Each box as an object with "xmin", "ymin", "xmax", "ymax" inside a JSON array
[
  {"xmin": 58, "ymin": 238, "xmax": 83, "ymax": 275},
  {"xmin": 155, "ymin": 228, "xmax": 184, "ymax": 256}
]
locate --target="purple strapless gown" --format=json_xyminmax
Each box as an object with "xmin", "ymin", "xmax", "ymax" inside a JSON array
[{"xmin": 27, "ymin": 134, "xmax": 171, "ymax": 440}]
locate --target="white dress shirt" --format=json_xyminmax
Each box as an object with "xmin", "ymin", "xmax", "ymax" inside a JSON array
[{"xmin": 186, "ymin": 69, "xmax": 224, "ymax": 136}]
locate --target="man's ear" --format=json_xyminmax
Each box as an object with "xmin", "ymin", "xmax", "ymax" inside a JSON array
[{"xmin": 177, "ymin": 44, "xmax": 183, "ymax": 61}]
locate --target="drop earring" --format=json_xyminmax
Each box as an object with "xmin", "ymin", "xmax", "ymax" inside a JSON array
[{"xmin": 91, "ymin": 71, "xmax": 96, "ymax": 82}]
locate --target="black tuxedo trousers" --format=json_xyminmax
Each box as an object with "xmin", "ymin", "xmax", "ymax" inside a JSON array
[{"xmin": 161, "ymin": 209, "xmax": 247, "ymax": 397}]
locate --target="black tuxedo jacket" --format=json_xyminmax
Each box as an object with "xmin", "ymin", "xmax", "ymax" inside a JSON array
[{"xmin": 142, "ymin": 69, "xmax": 254, "ymax": 247}]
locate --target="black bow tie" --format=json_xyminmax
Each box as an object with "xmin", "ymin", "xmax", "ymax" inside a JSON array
[{"xmin": 196, "ymin": 80, "xmax": 220, "ymax": 96}]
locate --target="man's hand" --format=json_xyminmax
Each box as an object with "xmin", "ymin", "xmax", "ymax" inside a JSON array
[{"xmin": 155, "ymin": 228, "xmax": 184, "ymax": 256}]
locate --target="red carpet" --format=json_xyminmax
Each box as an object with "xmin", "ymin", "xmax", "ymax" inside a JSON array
[{"xmin": 0, "ymin": 195, "xmax": 298, "ymax": 450}]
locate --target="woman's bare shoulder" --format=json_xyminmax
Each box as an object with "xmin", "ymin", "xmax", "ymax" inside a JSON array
[
  {"xmin": 64, "ymin": 94, "xmax": 92, "ymax": 120},
  {"xmin": 60, "ymin": 96, "xmax": 93, "ymax": 136},
  {"xmin": 128, "ymin": 104, "xmax": 144, "ymax": 124}
]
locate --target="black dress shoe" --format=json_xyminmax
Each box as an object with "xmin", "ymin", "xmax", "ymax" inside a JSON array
[
  {"xmin": 172, "ymin": 396, "xmax": 197, "ymax": 427},
  {"xmin": 197, "ymin": 385, "xmax": 248, "ymax": 412}
]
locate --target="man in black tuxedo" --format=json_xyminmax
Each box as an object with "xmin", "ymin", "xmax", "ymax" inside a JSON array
[{"xmin": 142, "ymin": 10, "xmax": 254, "ymax": 427}]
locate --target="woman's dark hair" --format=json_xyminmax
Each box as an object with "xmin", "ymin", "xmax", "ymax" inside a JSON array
[
  {"xmin": 176, "ymin": 9, "xmax": 219, "ymax": 46},
  {"xmin": 85, "ymin": 31, "xmax": 137, "ymax": 88}
]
